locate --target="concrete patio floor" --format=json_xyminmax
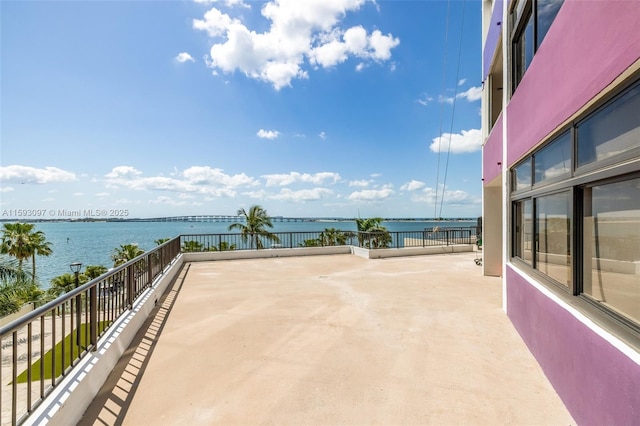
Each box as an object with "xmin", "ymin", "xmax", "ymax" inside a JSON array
[{"xmin": 79, "ymin": 252, "xmax": 574, "ymax": 425}]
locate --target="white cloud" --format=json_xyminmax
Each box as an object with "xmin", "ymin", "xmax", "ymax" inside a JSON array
[
  {"xmin": 0, "ymin": 165, "xmax": 76, "ymax": 184},
  {"xmin": 308, "ymin": 26, "xmax": 399, "ymax": 69},
  {"xmin": 104, "ymin": 165, "xmax": 257, "ymax": 198},
  {"xmin": 193, "ymin": 0, "xmax": 399, "ymax": 90},
  {"xmin": 175, "ymin": 52, "xmax": 195, "ymax": 63},
  {"xmin": 262, "ymin": 171, "xmax": 341, "ymax": 186},
  {"xmin": 105, "ymin": 166, "xmax": 143, "ymax": 179},
  {"xmin": 271, "ymin": 187, "xmax": 333, "ymax": 202},
  {"xmin": 149, "ymin": 196, "xmax": 188, "ymax": 206},
  {"xmin": 439, "ymin": 94, "xmax": 454, "ymax": 104},
  {"xmin": 194, "ymin": 0, "xmax": 250, "ymax": 8},
  {"xmin": 409, "ymin": 186, "xmax": 480, "ymax": 208},
  {"xmin": 417, "ymin": 94, "xmax": 433, "ymax": 106},
  {"xmin": 348, "ymin": 179, "xmax": 370, "ymax": 187},
  {"xmin": 458, "ymin": 78, "xmax": 466, "ymax": 86},
  {"xmin": 430, "ymin": 129, "xmax": 482, "ymax": 154},
  {"xmin": 457, "ymin": 85, "xmax": 482, "ymax": 102},
  {"xmin": 400, "ymin": 180, "xmax": 425, "ymax": 191},
  {"xmin": 257, "ymin": 129, "xmax": 280, "ymax": 139},
  {"xmin": 182, "ymin": 166, "xmax": 257, "ymax": 187},
  {"xmin": 347, "ymin": 187, "xmax": 393, "ymax": 202},
  {"xmin": 243, "ymin": 189, "xmax": 270, "ymax": 199},
  {"xmin": 319, "ymin": 131, "xmax": 327, "ymax": 140},
  {"xmin": 0, "ymin": 186, "xmax": 14, "ymax": 193}
]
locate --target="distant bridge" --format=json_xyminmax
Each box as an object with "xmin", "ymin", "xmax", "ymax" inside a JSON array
[
  {"xmin": 125, "ymin": 216, "xmax": 473, "ymax": 223},
  {"xmin": 129, "ymin": 215, "xmax": 346, "ymax": 223}
]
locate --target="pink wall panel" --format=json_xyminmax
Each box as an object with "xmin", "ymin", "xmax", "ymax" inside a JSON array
[
  {"xmin": 483, "ymin": 113, "xmax": 503, "ymax": 185},
  {"xmin": 506, "ymin": 0, "xmax": 640, "ymax": 166}
]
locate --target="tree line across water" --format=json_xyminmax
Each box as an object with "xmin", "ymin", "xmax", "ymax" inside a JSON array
[{"xmin": 0, "ymin": 205, "xmax": 390, "ymax": 317}]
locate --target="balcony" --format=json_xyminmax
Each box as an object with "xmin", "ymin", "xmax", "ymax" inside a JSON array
[{"xmin": 1, "ymin": 231, "xmax": 574, "ymax": 425}]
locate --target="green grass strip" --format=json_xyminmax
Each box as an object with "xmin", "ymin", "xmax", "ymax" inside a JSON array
[{"xmin": 15, "ymin": 321, "xmax": 111, "ymax": 383}]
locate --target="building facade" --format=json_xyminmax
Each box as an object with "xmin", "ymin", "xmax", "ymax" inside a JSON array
[{"xmin": 481, "ymin": 0, "xmax": 640, "ymax": 423}]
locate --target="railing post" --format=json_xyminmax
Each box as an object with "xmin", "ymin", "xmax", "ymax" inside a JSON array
[
  {"xmin": 89, "ymin": 285, "xmax": 97, "ymax": 350},
  {"xmin": 446, "ymin": 229, "xmax": 450, "ymax": 246},
  {"xmin": 127, "ymin": 264, "xmax": 135, "ymax": 308},
  {"xmin": 147, "ymin": 255, "xmax": 152, "ymax": 287}
]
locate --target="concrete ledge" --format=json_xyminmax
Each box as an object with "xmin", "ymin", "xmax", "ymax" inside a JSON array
[
  {"xmin": 183, "ymin": 245, "xmax": 352, "ymax": 262},
  {"xmin": 0, "ymin": 303, "xmax": 35, "ymax": 327},
  {"xmin": 353, "ymin": 244, "xmax": 473, "ymax": 259},
  {"xmin": 25, "ymin": 256, "xmax": 185, "ymax": 426}
]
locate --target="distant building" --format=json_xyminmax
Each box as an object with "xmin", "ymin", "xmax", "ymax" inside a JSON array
[{"xmin": 481, "ymin": 0, "xmax": 640, "ymax": 423}]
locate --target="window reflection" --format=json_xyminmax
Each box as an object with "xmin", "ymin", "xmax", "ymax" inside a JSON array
[
  {"xmin": 534, "ymin": 131, "xmax": 571, "ymax": 183},
  {"xmin": 583, "ymin": 178, "xmax": 640, "ymax": 323},
  {"xmin": 577, "ymin": 83, "xmax": 640, "ymax": 167},
  {"xmin": 536, "ymin": 0, "xmax": 564, "ymax": 48},
  {"xmin": 513, "ymin": 158, "xmax": 532, "ymax": 191},
  {"xmin": 515, "ymin": 200, "xmax": 533, "ymax": 263},
  {"xmin": 536, "ymin": 192, "xmax": 571, "ymax": 286}
]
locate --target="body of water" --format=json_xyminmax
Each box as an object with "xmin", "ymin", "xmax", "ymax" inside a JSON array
[{"xmin": 14, "ymin": 219, "xmax": 476, "ymax": 287}]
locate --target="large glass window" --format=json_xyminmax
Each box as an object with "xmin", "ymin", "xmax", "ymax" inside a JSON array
[
  {"xmin": 534, "ymin": 131, "xmax": 571, "ymax": 183},
  {"xmin": 514, "ymin": 199, "xmax": 533, "ymax": 264},
  {"xmin": 510, "ymin": 77, "xmax": 640, "ymax": 332},
  {"xmin": 582, "ymin": 178, "xmax": 640, "ymax": 324},
  {"xmin": 577, "ymin": 83, "xmax": 640, "ymax": 167},
  {"xmin": 513, "ymin": 158, "xmax": 532, "ymax": 191},
  {"xmin": 536, "ymin": 192, "xmax": 571, "ymax": 287}
]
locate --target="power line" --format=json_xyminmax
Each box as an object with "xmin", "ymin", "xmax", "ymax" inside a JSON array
[
  {"xmin": 433, "ymin": 0, "xmax": 452, "ymax": 218},
  {"xmin": 439, "ymin": 0, "xmax": 467, "ymax": 219},
  {"xmin": 434, "ymin": 0, "xmax": 467, "ymax": 218}
]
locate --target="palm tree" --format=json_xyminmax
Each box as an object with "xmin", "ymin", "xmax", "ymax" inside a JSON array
[
  {"xmin": 1, "ymin": 223, "xmax": 52, "ymax": 283},
  {"xmin": 155, "ymin": 238, "xmax": 170, "ymax": 245},
  {"xmin": 300, "ymin": 238, "xmax": 321, "ymax": 247},
  {"xmin": 1, "ymin": 222, "xmax": 36, "ymax": 269},
  {"xmin": 0, "ymin": 256, "xmax": 40, "ymax": 316},
  {"xmin": 48, "ymin": 272, "xmax": 87, "ymax": 298},
  {"xmin": 182, "ymin": 240, "xmax": 204, "ymax": 252},
  {"xmin": 111, "ymin": 243, "xmax": 145, "ymax": 267},
  {"xmin": 0, "ymin": 255, "xmax": 31, "ymax": 282},
  {"xmin": 228, "ymin": 205, "xmax": 280, "ymax": 250},
  {"xmin": 84, "ymin": 265, "xmax": 108, "ymax": 280},
  {"xmin": 355, "ymin": 217, "xmax": 392, "ymax": 249},
  {"xmin": 28, "ymin": 230, "xmax": 52, "ymax": 284},
  {"xmin": 319, "ymin": 228, "xmax": 349, "ymax": 246},
  {"xmin": 0, "ymin": 279, "xmax": 42, "ymax": 317},
  {"xmin": 210, "ymin": 241, "xmax": 236, "ymax": 251}
]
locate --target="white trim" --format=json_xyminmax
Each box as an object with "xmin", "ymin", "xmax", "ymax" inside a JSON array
[{"xmin": 508, "ymin": 262, "xmax": 640, "ymax": 365}]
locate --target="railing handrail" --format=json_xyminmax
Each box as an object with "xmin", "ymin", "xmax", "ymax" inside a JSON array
[{"xmin": 0, "ymin": 237, "xmax": 179, "ymax": 337}]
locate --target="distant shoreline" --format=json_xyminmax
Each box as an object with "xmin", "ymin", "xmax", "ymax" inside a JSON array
[{"xmin": 0, "ymin": 217, "xmax": 479, "ymax": 224}]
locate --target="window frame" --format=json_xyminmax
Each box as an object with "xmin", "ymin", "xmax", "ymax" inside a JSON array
[
  {"xmin": 509, "ymin": 75, "xmax": 640, "ymax": 335},
  {"xmin": 510, "ymin": 0, "xmax": 565, "ymax": 94},
  {"xmin": 577, "ymin": 171, "xmax": 640, "ymax": 333}
]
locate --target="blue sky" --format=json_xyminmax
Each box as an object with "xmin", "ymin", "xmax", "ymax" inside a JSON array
[{"xmin": 1, "ymin": 0, "xmax": 482, "ymax": 219}]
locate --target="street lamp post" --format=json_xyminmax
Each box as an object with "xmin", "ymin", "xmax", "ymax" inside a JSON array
[{"xmin": 70, "ymin": 262, "xmax": 82, "ymax": 350}]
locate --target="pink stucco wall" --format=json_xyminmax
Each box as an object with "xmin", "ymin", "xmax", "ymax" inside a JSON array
[
  {"xmin": 506, "ymin": 267, "xmax": 640, "ymax": 425},
  {"xmin": 506, "ymin": 0, "xmax": 640, "ymax": 166},
  {"xmin": 482, "ymin": 113, "xmax": 503, "ymax": 185}
]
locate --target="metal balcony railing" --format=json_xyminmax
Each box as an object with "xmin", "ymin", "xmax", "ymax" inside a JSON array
[{"xmin": 0, "ymin": 238, "xmax": 181, "ymax": 426}]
